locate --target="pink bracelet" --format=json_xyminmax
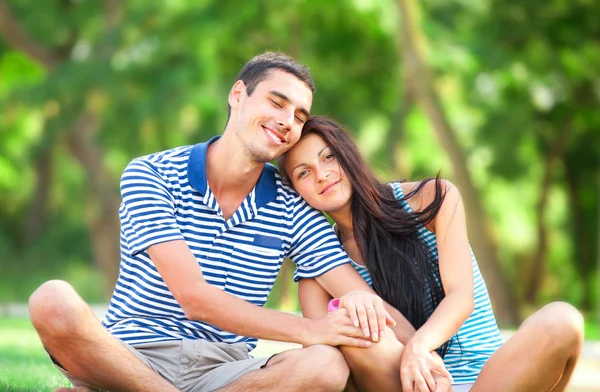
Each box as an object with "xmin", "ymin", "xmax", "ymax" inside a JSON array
[{"xmin": 328, "ymin": 298, "xmax": 340, "ymax": 312}]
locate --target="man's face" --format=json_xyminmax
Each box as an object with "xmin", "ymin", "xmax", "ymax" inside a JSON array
[{"xmin": 231, "ymin": 70, "xmax": 313, "ymax": 163}]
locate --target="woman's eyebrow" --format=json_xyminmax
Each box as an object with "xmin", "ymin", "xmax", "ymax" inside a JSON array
[{"xmin": 317, "ymin": 146, "xmax": 329, "ymax": 157}]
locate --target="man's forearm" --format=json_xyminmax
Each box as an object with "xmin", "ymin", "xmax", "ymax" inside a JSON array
[{"xmin": 185, "ymin": 282, "xmax": 313, "ymax": 344}]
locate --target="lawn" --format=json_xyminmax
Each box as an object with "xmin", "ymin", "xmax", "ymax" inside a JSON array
[
  {"xmin": 0, "ymin": 318, "xmax": 70, "ymax": 392},
  {"xmin": 2, "ymin": 315, "xmax": 599, "ymax": 392}
]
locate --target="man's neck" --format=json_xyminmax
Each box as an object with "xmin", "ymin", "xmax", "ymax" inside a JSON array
[
  {"xmin": 207, "ymin": 136, "xmax": 263, "ymax": 189},
  {"xmin": 205, "ymin": 132, "xmax": 264, "ymax": 219}
]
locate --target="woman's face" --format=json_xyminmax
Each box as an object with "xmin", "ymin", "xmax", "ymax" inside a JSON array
[{"xmin": 283, "ymin": 133, "xmax": 352, "ymax": 213}]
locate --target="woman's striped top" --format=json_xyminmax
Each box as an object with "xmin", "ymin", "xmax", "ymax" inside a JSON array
[{"xmin": 348, "ymin": 181, "xmax": 503, "ymax": 384}]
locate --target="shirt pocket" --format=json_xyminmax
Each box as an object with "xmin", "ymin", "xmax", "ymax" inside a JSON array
[{"xmin": 233, "ymin": 234, "xmax": 283, "ymax": 261}]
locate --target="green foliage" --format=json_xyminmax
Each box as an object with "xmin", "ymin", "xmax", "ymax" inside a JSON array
[{"xmin": 0, "ymin": 0, "xmax": 598, "ymax": 320}]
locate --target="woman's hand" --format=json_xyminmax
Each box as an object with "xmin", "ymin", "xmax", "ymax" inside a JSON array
[
  {"xmin": 400, "ymin": 340, "xmax": 452, "ymax": 392},
  {"xmin": 338, "ymin": 290, "xmax": 396, "ymax": 342}
]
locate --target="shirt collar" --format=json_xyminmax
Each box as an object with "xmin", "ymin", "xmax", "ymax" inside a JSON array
[{"xmin": 187, "ymin": 136, "xmax": 278, "ymax": 209}]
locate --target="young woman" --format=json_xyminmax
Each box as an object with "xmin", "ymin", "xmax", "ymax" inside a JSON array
[{"xmin": 277, "ymin": 116, "xmax": 584, "ymax": 392}]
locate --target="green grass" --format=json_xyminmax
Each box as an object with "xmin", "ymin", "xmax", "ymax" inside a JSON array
[
  {"xmin": 1, "ymin": 313, "xmax": 598, "ymax": 392},
  {"xmin": 0, "ymin": 318, "xmax": 70, "ymax": 392},
  {"xmin": 585, "ymin": 315, "xmax": 600, "ymax": 340}
]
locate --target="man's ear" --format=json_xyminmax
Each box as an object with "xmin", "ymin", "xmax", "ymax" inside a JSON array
[{"xmin": 228, "ymin": 80, "xmax": 246, "ymax": 111}]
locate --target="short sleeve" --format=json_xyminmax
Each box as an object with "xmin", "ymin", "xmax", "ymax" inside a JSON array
[
  {"xmin": 287, "ymin": 200, "xmax": 350, "ymax": 281},
  {"xmin": 119, "ymin": 159, "xmax": 184, "ymax": 256}
]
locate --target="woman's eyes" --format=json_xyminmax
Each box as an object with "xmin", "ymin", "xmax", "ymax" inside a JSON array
[
  {"xmin": 324, "ymin": 153, "xmax": 335, "ymax": 162},
  {"xmin": 297, "ymin": 169, "xmax": 309, "ymax": 179}
]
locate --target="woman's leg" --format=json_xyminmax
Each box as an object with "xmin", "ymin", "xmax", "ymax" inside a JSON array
[
  {"xmin": 300, "ymin": 279, "xmax": 404, "ymax": 392},
  {"xmin": 341, "ymin": 326, "xmax": 404, "ymax": 392},
  {"xmin": 471, "ymin": 302, "xmax": 584, "ymax": 392}
]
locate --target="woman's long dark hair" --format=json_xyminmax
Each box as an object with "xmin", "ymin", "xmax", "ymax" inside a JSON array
[{"xmin": 279, "ymin": 116, "xmax": 453, "ymax": 356}]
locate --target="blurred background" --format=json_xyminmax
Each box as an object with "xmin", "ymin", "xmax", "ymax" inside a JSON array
[{"xmin": 0, "ymin": 0, "xmax": 599, "ymax": 335}]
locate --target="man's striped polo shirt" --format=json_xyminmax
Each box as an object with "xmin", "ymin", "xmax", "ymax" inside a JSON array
[{"xmin": 101, "ymin": 137, "xmax": 350, "ymax": 351}]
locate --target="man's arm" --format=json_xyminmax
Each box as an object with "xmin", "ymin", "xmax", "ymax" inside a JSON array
[
  {"xmin": 315, "ymin": 264, "xmax": 416, "ymax": 344},
  {"xmin": 147, "ymin": 240, "xmax": 372, "ymax": 348}
]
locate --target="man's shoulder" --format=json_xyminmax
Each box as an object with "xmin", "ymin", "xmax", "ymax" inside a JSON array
[
  {"xmin": 269, "ymin": 163, "xmax": 303, "ymax": 204},
  {"xmin": 133, "ymin": 145, "xmax": 194, "ymax": 168}
]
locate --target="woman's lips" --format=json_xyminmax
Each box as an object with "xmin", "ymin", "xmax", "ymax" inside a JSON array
[{"xmin": 320, "ymin": 180, "xmax": 341, "ymax": 195}]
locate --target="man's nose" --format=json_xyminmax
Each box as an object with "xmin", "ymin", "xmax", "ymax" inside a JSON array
[{"xmin": 277, "ymin": 110, "xmax": 294, "ymax": 130}]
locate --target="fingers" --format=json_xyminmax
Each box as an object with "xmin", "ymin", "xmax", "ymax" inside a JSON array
[
  {"xmin": 413, "ymin": 373, "xmax": 430, "ymax": 392},
  {"xmin": 366, "ymin": 304, "xmax": 379, "ymax": 341},
  {"xmin": 346, "ymin": 302, "xmax": 359, "ymax": 328},
  {"xmin": 423, "ymin": 368, "xmax": 437, "ymax": 392},
  {"xmin": 338, "ymin": 291, "xmax": 391, "ymax": 342},
  {"xmin": 341, "ymin": 336, "xmax": 373, "ymax": 348},
  {"xmin": 433, "ymin": 375, "xmax": 453, "ymax": 392},
  {"xmin": 374, "ymin": 301, "xmax": 390, "ymax": 339},
  {"xmin": 385, "ymin": 312, "xmax": 396, "ymax": 326},
  {"xmin": 432, "ymin": 361, "xmax": 452, "ymax": 380},
  {"xmin": 401, "ymin": 367, "xmax": 414, "ymax": 392},
  {"xmin": 356, "ymin": 303, "xmax": 370, "ymax": 338}
]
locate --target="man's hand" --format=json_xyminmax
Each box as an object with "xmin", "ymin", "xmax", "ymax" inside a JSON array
[
  {"xmin": 338, "ymin": 290, "xmax": 396, "ymax": 342},
  {"xmin": 400, "ymin": 340, "xmax": 452, "ymax": 392},
  {"xmin": 302, "ymin": 308, "xmax": 374, "ymax": 348}
]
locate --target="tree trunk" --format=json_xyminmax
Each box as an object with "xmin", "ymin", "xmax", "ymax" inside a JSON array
[
  {"xmin": 68, "ymin": 113, "xmax": 121, "ymax": 296},
  {"xmin": 396, "ymin": 0, "xmax": 518, "ymax": 324},
  {"xmin": 0, "ymin": 1, "xmax": 124, "ymax": 297},
  {"xmin": 24, "ymin": 145, "xmax": 53, "ymax": 244},
  {"xmin": 564, "ymin": 163, "xmax": 593, "ymax": 310},
  {"xmin": 525, "ymin": 124, "xmax": 571, "ymax": 303},
  {"xmin": 388, "ymin": 88, "xmax": 415, "ymax": 180}
]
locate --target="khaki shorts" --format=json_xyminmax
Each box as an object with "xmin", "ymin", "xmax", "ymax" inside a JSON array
[{"xmin": 51, "ymin": 339, "xmax": 272, "ymax": 391}]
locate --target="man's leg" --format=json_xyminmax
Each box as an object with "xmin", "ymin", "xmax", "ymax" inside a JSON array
[
  {"xmin": 471, "ymin": 302, "xmax": 584, "ymax": 392},
  {"xmin": 29, "ymin": 280, "xmax": 177, "ymax": 392},
  {"xmin": 214, "ymin": 345, "xmax": 350, "ymax": 392}
]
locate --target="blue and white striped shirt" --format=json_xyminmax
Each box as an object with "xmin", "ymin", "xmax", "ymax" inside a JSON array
[
  {"xmin": 102, "ymin": 137, "xmax": 351, "ymax": 351},
  {"xmin": 349, "ymin": 182, "xmax": 503, "ymax": 384}
]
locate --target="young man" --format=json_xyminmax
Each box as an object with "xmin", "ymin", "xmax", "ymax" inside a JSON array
[{"xmin": 29, "ymin": 53, "xmax": 449, "ymax": 392}]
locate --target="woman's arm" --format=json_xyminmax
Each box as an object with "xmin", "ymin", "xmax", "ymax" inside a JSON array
[
  {"xmin": 298, "ymin": 278, "xmax": 332, "ymax": 319},
  {"xmin": 398, "ymin": 180, "xmax": 474, "ymax": 391},
  {"xmin": 404, "ymin": 179, "xmax": 475, "ymax": 351}
]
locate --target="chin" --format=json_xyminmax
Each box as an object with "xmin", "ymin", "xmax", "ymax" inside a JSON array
[
  {"xmin": 317, "ymin": 202, "xmax": 342, "ymax": 213},
  {"xmin": 249, "ymin": 148, "xmax": 278, "ymax": 163}
]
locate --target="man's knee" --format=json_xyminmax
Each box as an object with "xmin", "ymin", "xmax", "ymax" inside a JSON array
[
  {"xmin": 29, "ymin": 280, "xmax": 88, "ymax": 337},
  {"xmin": 305, "ymin": 345, "xmax": 349, "ymax": 390},
  {"xmin": 275, "ymin": 345, "xmax": 349, "ymax": 390}
]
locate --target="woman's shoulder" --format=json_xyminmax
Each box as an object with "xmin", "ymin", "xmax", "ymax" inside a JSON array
[{"xmin": 398, "ymin": 179, "xmax": 457, "ymax": 214}]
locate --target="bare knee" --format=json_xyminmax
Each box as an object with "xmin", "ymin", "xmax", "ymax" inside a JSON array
[
  {"xmin": 539, "ymin": 302, "xmax": 583, "ymax": 339},
  {"xmin": 526, "ymin": 302, "xmax": 584, "ymax": 355},
  {"xmin": 29, "ymin": 280, "xmax": 88, "ymax": 338},
  {"xmin": 342, "ymin": 327, "xmax": 403, "ymax": 373},
  {"xmin": 299, "ymin": 345, "xmax": 349, "ymax": 390}
]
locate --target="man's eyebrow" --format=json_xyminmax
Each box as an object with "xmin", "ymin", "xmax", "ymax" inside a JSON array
[{"xmin": 269, "ymin": 90, "xmax": 310, "ymax": 119}]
